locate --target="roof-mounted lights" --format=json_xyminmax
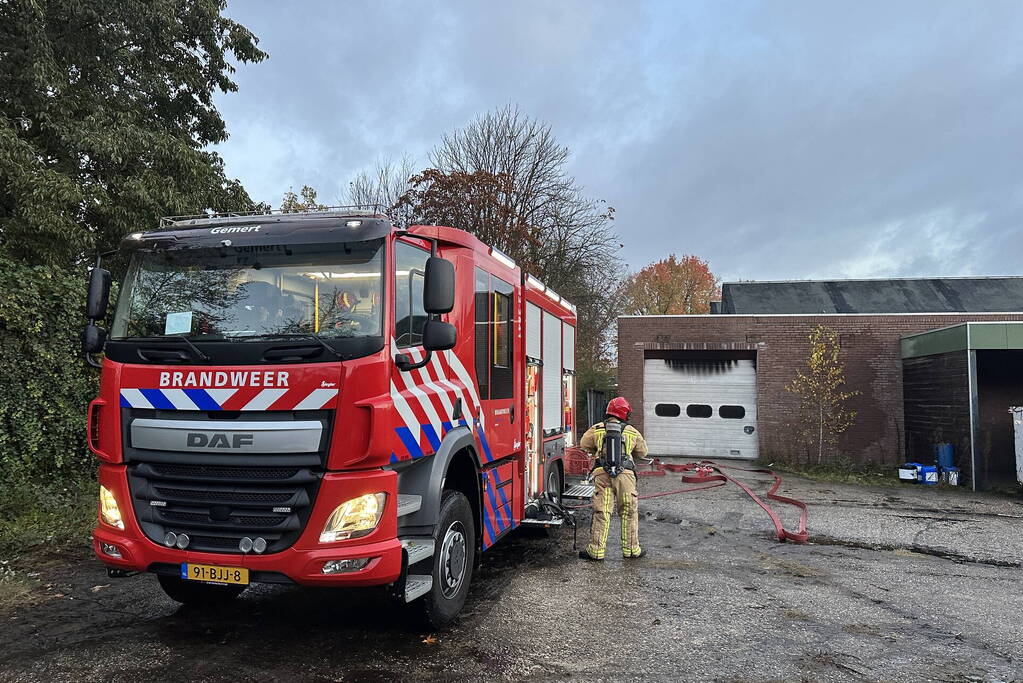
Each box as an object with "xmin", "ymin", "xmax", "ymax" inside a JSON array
[
  {"xmin": 345, "ymin": 220, "xmax": 363, "ymax": 228},
  {"xmin": 526, "ymin": 275, "xmax": 546, "ymax": 291},
  {"xmin": 490, "ymin": 247, "xmax": 516, "ymax": 270}
]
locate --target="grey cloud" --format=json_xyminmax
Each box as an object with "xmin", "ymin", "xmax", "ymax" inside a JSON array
[{"xmin": 214, "ymin": 0, "xmax": 1023, "ymax": 280}]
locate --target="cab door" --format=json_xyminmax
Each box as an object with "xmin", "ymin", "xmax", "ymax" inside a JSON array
[{"xmin": 474, "ymin": 268, "xmax": 520, "ymax": 462}]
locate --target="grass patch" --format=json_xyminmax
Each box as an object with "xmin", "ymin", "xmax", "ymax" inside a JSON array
[
  {"xmin": 761, "ymin": 458, "xmax": 900, "ymax": 487},
  {"xmin": 0, "ymin": 561, "xmax": 42, "ymax": 611},
  {"xmin": 0, "ymin": 471, "xmax": 96, "ymax": 565}
]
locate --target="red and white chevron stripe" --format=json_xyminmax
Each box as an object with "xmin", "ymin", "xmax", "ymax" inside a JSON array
[
  {"xmin": 389, "ymin": 339, "xmax": 484, "ymax": 457},
  {"xmin": 215, "ymin": 387, "xmax": 339, "ymax": 411}
]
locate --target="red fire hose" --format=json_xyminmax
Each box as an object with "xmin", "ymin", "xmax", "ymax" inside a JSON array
[{"xmin": 564, "ymin": 460, "xmax": 809, "ymax": 544}]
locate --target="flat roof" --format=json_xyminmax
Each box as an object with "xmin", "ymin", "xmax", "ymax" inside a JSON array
[
  {"xmin": 720, "ymin": 277, "xmax": 1023, "ymax": 315},
  {"xmin": 900, "ymin": 322, "xmax": 1023, "ymax": 359}
]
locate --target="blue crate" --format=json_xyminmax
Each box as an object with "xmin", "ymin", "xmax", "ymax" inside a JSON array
[{"xmin": 919, "ymin": 465, "xmax": 939, "ymax": 485}]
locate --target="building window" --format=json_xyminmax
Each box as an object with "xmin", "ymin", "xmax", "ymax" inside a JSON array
[
  {"xmin": 719, "ymin": 405, "xmax": 746, "ymax": 419},
  {"xmin": 686, "ymin": 404, "xmax": 713, "ymax": 418},
  {"xmin": 654, "ymin": 403, "xmax": 681, "ymax": 417}
]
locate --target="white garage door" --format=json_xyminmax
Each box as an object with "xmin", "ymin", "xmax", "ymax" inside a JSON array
[{"xmin": 642, "ymin": 358, "xmax": 758, "ymax": 460}]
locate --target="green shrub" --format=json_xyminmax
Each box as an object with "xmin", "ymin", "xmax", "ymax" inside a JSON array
[{"xmin": 0, "ymin": 258, "xmax": 97, "ymax": 480}]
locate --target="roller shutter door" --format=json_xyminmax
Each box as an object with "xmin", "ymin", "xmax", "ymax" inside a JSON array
[
  {"xmin": 542, "ymin": 312, "xmax": 562, "ymax": 433},
  {"xmin": 526, "ymin": 302, "xmax": 541, "ymax": 359},
  {"xmin": 642, "ymin": 358, "xmax": 758, "ymax": 460}
]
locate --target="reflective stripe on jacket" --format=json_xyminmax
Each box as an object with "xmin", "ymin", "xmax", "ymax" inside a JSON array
[{"xmin": 579, "ymin": 419, "xmax": 648, "ymax": 461}]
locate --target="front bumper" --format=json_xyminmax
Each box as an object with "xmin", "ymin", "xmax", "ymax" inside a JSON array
[{"xmin": 93, "ymin": 464, "xmax": 403, "ymax": 587}]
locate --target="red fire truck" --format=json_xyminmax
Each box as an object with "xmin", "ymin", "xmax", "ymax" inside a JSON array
[{"xmin": 82, "ymin": 210, "xmax": 576, "ymax": 625}]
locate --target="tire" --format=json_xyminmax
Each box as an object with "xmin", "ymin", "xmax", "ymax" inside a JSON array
[
  {"xmin": 157, "ymin": 574, "xmax": 246, "ymax": 605},
  {"xmin": 546, "ymin": 463, "xmax": 563, "ymax": 506},
  {"xmin": 418, "ymin": 490, "xmax": 475, "ymax": 628}
]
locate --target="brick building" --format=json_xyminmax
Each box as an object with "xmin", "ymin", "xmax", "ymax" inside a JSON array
[{"xmin": 617, "ymin": 277, "xmax": 1023, "ymax": 488}]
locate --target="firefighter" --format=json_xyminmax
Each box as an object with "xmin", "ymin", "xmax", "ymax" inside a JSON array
[
  {"xmin": 330, "ymin": 288, "xmax": 361, "ymax": 331},
  {"xmin": 578, "ymin": 397, "xmax": 648, "ymax": 561}
]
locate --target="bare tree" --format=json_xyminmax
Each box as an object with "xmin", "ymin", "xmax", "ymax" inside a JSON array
[
  {"xmin": 343, "ymin": 155, "xmax": 417, "ymax": 223},
  {"xmin": 341, "ymin": 106, "xmax": 625, "ymax": 380},
  {"xmin": 418, "ymin": 105, "xmax": 624, "ymax": 370}
]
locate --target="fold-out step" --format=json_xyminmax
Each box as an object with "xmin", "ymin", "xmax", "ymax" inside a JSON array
[
  {"xmin": 396, "ymin": 494, "xmax": 422, "ymax": 517},
  {"xmin": 405, "ymin": 574, "xmax": 433, "ymax": 602},
  {"xmin": 563, "ymin": 484, "xmax": 595, "ymax": 499},
  {"xmin": 401, "ymin": 537, "xmax": 435, "ymax": 565},
  {"xmin": 518, "ymin": 517, "xmax": 565, "ymax": 527}
]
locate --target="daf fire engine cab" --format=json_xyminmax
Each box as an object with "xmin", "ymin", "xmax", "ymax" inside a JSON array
[{"xmin": 82, "ymin": 210, "xmax": 576, "ymax": 626}]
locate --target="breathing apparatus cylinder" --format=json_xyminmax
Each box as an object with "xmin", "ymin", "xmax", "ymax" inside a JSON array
[{"xmin": 603, "ymin": 420, "xmax": 624, "ymax": 478}]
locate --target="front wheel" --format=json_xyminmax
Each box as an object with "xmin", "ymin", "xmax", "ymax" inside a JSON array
[
  {"xmin": 418, "ymin": 490, "xmax": 475, "ymax": 628},
  {"xmin": 157, "ymin": 574, "xmax": 246, "ymax": 605}
]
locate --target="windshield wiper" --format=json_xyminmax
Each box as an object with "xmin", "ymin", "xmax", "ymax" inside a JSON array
[
  {"xmin": 132, "ymin": 335, "xmax": 212, "ymax": 362},
  {"xmin": 248, "ymin": 333, "xmax": 344, "ymax": 359}
]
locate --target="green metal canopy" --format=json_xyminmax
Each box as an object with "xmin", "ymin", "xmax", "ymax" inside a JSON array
[{"xmin": 901, "ymin": 322, "xmax": 1023, "ymax": 359}]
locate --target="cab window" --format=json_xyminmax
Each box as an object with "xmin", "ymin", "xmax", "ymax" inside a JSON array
[{"xmin": 395, "ymin": 241, "xmax": 429, "ymax": 347}]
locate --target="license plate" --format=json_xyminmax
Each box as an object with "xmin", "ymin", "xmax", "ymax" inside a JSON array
[{"xmin": 181, "ymin": 563, "xmax": 249, "ymax": 585}]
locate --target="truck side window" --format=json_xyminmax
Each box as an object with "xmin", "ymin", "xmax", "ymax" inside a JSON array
[
  {"xmin": 489, "ymin": 277, "xmax": 514, "ymax": 399},
  {"xmin": 474, "ymin": 268, "xmax": 490, "ymax": 400},
  {"xmin": 395, "ymin": 241, "xmax": 429, "ymax": 348}
]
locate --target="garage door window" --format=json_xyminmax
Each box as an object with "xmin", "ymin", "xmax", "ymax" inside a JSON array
[
  {"xmin": 654, "ymin": 403, "xmax": 681, "ymax": 417},
  {"xmin": 686, "ymin": 404, "xmax": 713, "ymax": 418},
  {"xmin": 719, "ymin": 405, "xmax": 746, "ymax": 419}
]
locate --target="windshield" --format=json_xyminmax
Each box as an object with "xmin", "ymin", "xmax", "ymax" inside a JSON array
[{"xmin": 111, "ymin": 239, "xmax": 384, "ymax": 340}]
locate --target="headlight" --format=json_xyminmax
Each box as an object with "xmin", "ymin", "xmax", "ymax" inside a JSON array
[
  {"xmin": 319, "ymin": 493, "xmax": 386, "ymax": 543},
  {"xmin": 99, "ymin": 485, "xmax": 124, "ymax": 530}
]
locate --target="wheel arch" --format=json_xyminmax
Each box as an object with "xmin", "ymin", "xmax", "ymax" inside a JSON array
[{"xmin": 395, "ymin": 426, "xmax": 482, "ymax": 533}]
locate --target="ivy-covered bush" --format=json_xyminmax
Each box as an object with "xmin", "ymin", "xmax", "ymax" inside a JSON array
[{"xmin": 0, "ymin": 258, "xmax": 96, "ymax": 479}]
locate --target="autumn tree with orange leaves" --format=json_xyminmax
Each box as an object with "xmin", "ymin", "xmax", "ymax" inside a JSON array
[{"xmin": 622, "ymin": 254, "xmax": 719, "ymax": 315}]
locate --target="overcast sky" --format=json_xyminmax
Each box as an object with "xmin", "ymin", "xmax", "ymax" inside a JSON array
[{"xmin": 214, "ymin": 0, "xmax": 1023, "ymax": 282}]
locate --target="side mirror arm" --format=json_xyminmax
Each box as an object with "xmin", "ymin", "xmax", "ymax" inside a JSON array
[{"xmin": 395, "ymin": 350, "xmax": 432, "ymax": 372}]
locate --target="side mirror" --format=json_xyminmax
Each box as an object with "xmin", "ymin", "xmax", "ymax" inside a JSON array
[
  {"xmin": 422, "ymin": 319, "xmax": 456, "ymax": 351},
  {"xmin": 86, "ymin": 268, "xmax": 112, "ymax": 320},
  {"xmin": 83, "ymin": 323, "xmax": 107, "ymax": 353},
  {"xmin": 423, "ymin": 257, "xmax": 454, "ymax": 314}
]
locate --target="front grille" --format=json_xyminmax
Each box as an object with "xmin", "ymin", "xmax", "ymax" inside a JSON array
[
  {"xmin": 154, "ymin": 487, "xmax": 293, "ymax": 504},
  {"xmin": 161, "ymin": 510, "xmax": 209, "ymax": 523},
  {"xmin": 120, "ymin": 408, "xmax": 330, "ymax": 556},
  {"xmin": 151, "ymin": 463, "xmax": 302, "ymax": 480},
  {"xmin": 234, "ymin": 514, "xmax": 287, "ymax": 527},
  {"xmin": 127, "ymin": 460, "xmax": 320, "ymax": 555}
]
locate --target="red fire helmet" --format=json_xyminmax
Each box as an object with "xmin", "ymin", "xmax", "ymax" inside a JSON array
[{"xmin": 605, "ymin": 396, "xmax": 632, "ymax": 421}]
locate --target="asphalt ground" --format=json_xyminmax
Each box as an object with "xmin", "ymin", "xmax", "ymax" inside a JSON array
[{"xmin": 2, "ymin": 466, "xmax": 1021, "ymax": 682}]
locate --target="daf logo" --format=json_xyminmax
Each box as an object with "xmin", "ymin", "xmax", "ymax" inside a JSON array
[
  {"xmin": 186, "ymin": 432, "xmax": 255, "ymax": 448},
  {"xmin": 209, "ymin": 225, "xmax": 260, "ymax": 235}
]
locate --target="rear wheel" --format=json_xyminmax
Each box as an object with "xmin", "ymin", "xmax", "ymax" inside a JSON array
[
  {"xmin": 418, "ymin": 490, "xmax": 475, "ymax": 628},
  {"xmin": 546, "ymin": 463, "xmax": 563, "ymax": 505},
  {"xmin": 157, "ymin": 574, "xmax": 246, "ymax": 605}
]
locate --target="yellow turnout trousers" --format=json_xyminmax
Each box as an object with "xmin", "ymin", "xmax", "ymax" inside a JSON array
[{"xmin": 585, "ymin": 467, "xmax": 641, "ymax": 559}]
